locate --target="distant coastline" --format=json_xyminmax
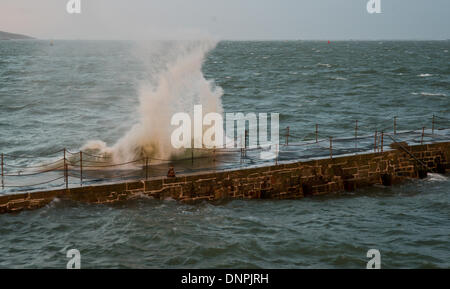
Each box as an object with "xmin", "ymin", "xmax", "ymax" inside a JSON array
[{"xmin": 0, "ymin": 31, "xmax": 34, "ymax": 40}]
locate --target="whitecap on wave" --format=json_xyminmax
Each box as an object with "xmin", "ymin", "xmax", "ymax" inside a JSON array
[
  {"xmin": 411, "ymin": 92, "xmax": 446, "ymax": 97},
  {"xmin": 426, "ymin": 173, "xmax": 448, "ymax": 182},
  {"xmin": 317, "ymin": 63, "xmax": 331, "ymax": 68}
]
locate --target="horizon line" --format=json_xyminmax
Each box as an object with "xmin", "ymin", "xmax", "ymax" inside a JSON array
[{"xmin": 14, "ymin": 38, "xmax": 450, "ymax": 42}]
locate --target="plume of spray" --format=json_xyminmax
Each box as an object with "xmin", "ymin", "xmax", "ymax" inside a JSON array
[{"xmin": 82, "ymin": 40, "xmax": 224, "ymax": 164}]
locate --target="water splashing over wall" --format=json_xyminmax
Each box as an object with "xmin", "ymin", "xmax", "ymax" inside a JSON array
[{"xmin": 82, "ymin": 40, "xmax": 223, "ymax": 163}]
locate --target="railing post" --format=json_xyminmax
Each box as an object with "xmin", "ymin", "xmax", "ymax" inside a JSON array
[
  {"xmin": 63, "ymin": 148, "xmax": 68, "ymax": 190},
  {"xmin": 355, "ymin": 120, "xmax": 358, "ymax": 152},
  {"xmin": 421, "ymin": 127, "xmax": 425, "ymax": 145},
  {"xmin": 374, "ymin": 130, "xmax": 377, "ymax": 153},
  {"xmin": 64, "ymin": 164, "xmax": 68, "ymax": 190},
  {"xmin": 145, "ymin": 157, "xmax": 149, "ymax": 180},
  {"xmin": 315, "ymin": 124, "xmax": 318, "ymax": 143},
  {"xmin": 213, "ymin": 147, "xmax": 216, "ymax": 163},
  {"xmin": 1, "ymin": 153, "xmax": 3, "ymax": 189},
  {"xmin": 243, "ymin": 131, "xmax": 247, "ymax": 158},
  {"xmin": 394, "ymin": 116, "xmax": 397, "ymax": 135},
  {"xmin": 245, "ymin": 129, "xmax": 248, "ymax": 149},
  {"xmin": 80, "ymin": 151, "xmax": 83, "ymax": 186},
  {"xmin": 379, "ymin": 133, "xmax": 382, "ymax": 153},
  {"xmin": 329, "ymin": 137, "xmax": 333, "ymax": 159},
  {"xmin": 432, "ymin": 114, "xmax": 435, "ymax": 135},
  {"xmin": 191, "ymin": 149, "xmax": 194, "ymax": 165},
  {"xmin": 381, "ymin": 131, "xmax": 384, "ymax": 153},
  {"xmin": 285, "ymin": 126, "xmax": 290, "ymax": 146},
  {"xmin": 275, "ymin": 144, "xmax": 279, "ymax": 166}
]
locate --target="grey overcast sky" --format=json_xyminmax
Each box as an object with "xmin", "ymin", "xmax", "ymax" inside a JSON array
[{"xmin": 1, "ymin": 0, "xmax": 449, "ymax": 40}]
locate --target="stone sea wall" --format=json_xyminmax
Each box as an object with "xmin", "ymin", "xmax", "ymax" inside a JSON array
[{"xmin": 1, "ymin": 142, "xmax": 449, "ymax": 214}]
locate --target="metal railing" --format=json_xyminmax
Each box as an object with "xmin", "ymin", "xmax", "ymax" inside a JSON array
[{"xmin": 1, "ymin": 114, "xmax": 449, "ymax": 194}]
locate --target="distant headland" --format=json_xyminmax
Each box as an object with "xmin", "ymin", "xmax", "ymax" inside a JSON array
[{"xmin": 0, "ymin": 31, "xmax": 34, "ymax": 40}]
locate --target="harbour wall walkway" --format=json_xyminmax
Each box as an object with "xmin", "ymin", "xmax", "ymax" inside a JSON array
[{"xmin": 0, "ymin": 142, "xmax": 449, "ymax": 214}]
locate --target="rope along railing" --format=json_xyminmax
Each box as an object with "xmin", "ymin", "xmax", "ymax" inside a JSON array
[{"xmin": 1, "ymin": 114, "xmax": 449, "ymax": 193}]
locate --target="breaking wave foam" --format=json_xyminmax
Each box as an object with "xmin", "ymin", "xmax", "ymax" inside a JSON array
[
  {"xmin": 411, "ymin": 92, "xmax": 447, "ymax": 97},
  {"xmin": 82, "ymin": 40, "xmax": 223, "ymax": 163}
]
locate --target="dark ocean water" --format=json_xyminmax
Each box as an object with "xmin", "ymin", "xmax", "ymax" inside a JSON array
[
  {"xmin": 0, "ymin": 40, "xmax": 449, "ymax": 268},
  {"xmin": 0, "ymin": 175, "xmax": 449, "ymax": 269}
]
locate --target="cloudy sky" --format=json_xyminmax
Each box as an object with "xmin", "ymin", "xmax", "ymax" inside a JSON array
[{"xmin": 1, "ymin": 0, "xmax": 449, "ymax": 40}]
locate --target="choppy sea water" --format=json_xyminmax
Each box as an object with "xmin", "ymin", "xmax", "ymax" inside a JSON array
[
  {"xmin": 0, "ymin": 40, "xmax": 449, "ymax": 268},
  {"xmin": 0, "ymin": 175, "xmax": 449, "ymax": 269}
]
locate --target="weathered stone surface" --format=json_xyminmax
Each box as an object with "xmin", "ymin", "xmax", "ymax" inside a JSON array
[{"xmin": 126, "ymin": 181, "xmax": 144, "ymax": 191}]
